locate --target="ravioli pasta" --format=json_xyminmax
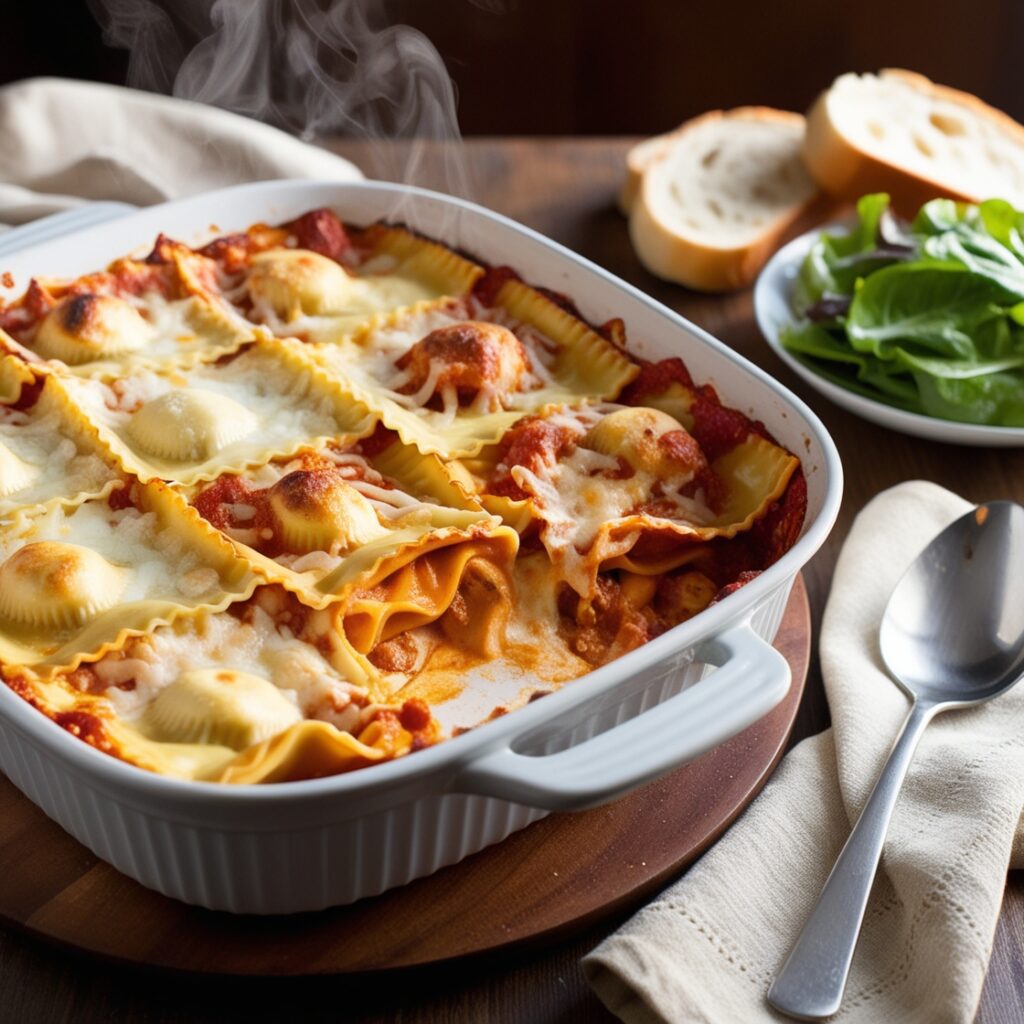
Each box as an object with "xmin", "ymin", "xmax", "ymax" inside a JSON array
[
  {"xmin": 195, "ymin": 219, "xmax": 485, "ymax": 344},
  {"xmin": 187, "ymin": 436, "xmax": 518, "ymax": 609},
  {"xmin": 315, "ymin": 288, "xmax": 639, "ymax": 458},
  {"xmin": 56, "ymin": 340, "xmax": 375, "ymax": 484},
  {"xmin": 0, "ymin": 207, "xmax": 806, "ymax": 784},
  {"xmin": 0, "ymin": 485, "xmax": 255, "ymax": 671},
  {"xmin": 0, "ymin": 242, "xmax": 251, "ymax": 379}
]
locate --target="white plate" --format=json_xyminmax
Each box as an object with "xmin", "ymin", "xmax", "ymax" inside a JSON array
[{"xmin": 754, "ymin": 225, "xmax": 1024, "ymax": 447}]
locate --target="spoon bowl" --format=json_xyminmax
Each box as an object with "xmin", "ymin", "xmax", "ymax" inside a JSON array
[
  {"xmin": 769, "ymin": 500, "xmax": 1024, "ymax": 1021},
  {"xmin": 881, "ymin": 501, "xmax": 1024, "ymax": 705}
]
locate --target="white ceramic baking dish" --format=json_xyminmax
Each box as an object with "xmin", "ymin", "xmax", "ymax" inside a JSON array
[{"xmin": 0, "ymin": 180, "xmax": 842, "ymax": 913}]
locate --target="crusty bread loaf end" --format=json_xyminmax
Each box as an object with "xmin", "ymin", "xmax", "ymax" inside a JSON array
[{"xmin": 803, "ymin": 69, "xmax": 1024, "ymax": 215}]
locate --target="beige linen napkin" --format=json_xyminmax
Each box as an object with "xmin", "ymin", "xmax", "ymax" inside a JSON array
[
  {"xmin": 585, "ymin": 480, "xmax": 1024, "ymax": 1024},
  {"xmin": 0, "ymin": 77, "xmax": 362, "ymax": 227}
]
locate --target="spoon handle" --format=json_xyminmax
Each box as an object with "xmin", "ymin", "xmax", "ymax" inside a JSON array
[{"xmin": 768, "ymin": 698, "xmax": 939, "ymax": 1020}]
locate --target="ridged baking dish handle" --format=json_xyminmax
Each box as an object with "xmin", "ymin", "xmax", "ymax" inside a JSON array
[{"xmin": 452, "ymin": 621, "xmax": 790, "ymax": 811}]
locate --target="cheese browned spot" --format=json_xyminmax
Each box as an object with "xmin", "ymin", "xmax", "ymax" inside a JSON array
[
  {"xmin": 268, "ymin": 469, "xmax": 387, "ymax": 553},
  {"xmin": 35, "ymin": 293, "xmax": 154, "ymax": 364},
  {"xmin": 396, "ymin": 320, "xmax": 529, "ymax": 411},
  {"xmin": 0, "ymin": 541, "xmax": 126, "ymax": 629}
]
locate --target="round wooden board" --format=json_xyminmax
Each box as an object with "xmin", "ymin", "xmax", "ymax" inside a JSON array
[{"xmin": 1, "ymin": 575, "xmax": 809, "ymax": 975}]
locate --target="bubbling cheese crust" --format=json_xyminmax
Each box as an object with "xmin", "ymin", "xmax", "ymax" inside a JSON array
[
  {"xmin": 0, "ymin": 207, "xmax": 806, "ymax": 786},
  {"xmin": 35, "ymin": 294, "xmax": 155, "ymax": 364}
]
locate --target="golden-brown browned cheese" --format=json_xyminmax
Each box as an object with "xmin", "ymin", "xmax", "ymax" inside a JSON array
[
  {"xmin": 268, "ymin": 470, "xmax": 387, "ymax": 553},
  {"xmin": 0, "ymin": 541, "xmax": 126, "ymax": 629},
  {"xmin": 35, "ymin": 293, "xmax": 155, "ymax": 364},
  {"xmin": 398, "ymin": 320, "xmax": 529, "ymax": 400}
]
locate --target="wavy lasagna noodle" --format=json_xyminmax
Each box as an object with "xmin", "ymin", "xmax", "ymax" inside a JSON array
[
  {"xmin": 0, "ymin": 208, "xmax": 806, "ymax": 784},
  {"xmin": 314, "ymin": 279, "xmax": 639, "ymax": 458},
  {"xmin": 0, "ymin": 377, "xmax": 123, "ymax": 520},
  {"xmin": 56, "ymin": 340, "xmax": 375, "ymax": 485},
  {"xmin": 0, "ymin": 243, "xmax": 251, "ymax": 379},
  {"xmin": 187, "ymin": 435, "xmax": 519, "ymax": 614},
  {"xmin": 189, "ymin": 215, "xmax": 485, "ymax": 343}
]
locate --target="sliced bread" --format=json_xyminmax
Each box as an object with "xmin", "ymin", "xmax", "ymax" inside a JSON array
[
  {"xmin": 627, "ymin": 107, "xmax": 821, "ymax": 292},
  {"xmin": 620, "ymin": 130, "xmax": 681, "ymax": 215},
  {"xmin": 804, "ymin": 69, "xmax": 1024, "ymax": 213}
]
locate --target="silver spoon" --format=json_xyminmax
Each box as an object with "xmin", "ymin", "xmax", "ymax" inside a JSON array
[{"xmin": 768, "ymin": 500, "xmax": 1024, "ymax": 1021}]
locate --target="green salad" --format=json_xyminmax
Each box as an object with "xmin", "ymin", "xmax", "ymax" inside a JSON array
[{"xmin": 782, "ymin": 193, "xmax": 1024, "ymax": 427}]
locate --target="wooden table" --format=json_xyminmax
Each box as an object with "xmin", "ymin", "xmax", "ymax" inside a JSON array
[{"xmin": 4, "ymin": 138, "xmax": 1023, "ymax": 1023}]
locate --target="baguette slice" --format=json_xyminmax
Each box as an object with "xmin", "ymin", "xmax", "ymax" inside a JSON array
[
  {"xmin": 804, "ymin": 69, "xmax": 1024, "ymax": 213},
  {"xmin": 628, "ymin": 108, "xmax": 820, "ymax": 292},
  {"xmin": 620, "ymin": 131, "xmax": 681, "ymax": 215}
]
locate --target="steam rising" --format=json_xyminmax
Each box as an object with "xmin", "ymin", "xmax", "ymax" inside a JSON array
[{"xmin": 88, "ymin": 0, "xmax": 477, "ymax": 200}]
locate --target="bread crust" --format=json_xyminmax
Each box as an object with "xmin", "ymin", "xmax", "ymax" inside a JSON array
[
  {"xmin": 627, "ymin": 107, "xmax": 821, "ymax": 292},
  {"xmin": 803, "ymin": 69, "xmax": 1024, "ymax": 215}
]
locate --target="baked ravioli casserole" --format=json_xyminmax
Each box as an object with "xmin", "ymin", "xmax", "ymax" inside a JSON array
[{"xmin": 0, "ymin": 209, "xmax": 806, "ymax": 784}]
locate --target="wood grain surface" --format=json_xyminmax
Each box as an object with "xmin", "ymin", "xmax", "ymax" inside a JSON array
[{"xmin": 0, "ymin": 138, "xmax": 1021, "ymax": 1023}]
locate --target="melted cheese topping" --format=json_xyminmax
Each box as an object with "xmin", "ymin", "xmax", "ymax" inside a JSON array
[
  {"xmin": 507, "ymin": 406, "xmax": 713, "ymax": 596},
  {"xmin": 345, "ymin": 299, "xmax": 557, "ymax": 421},
  {"xmin": 193, "ymin": 443, "xmax": 494, "ymax": 603},
  {"xmin": 94, "ymin": 604, "xmax": 371, "ymax": 733},
  {"xmin": 0, "ymin": 397, "xmax": 117, "ymax": 515},
  {"xmin": 0, "ymin": 441, "xmax": 39, "ymax": 498},
  {"xmin": 36, "ymin": 289, "xmax": 252, "ymax": 378},
  {"xmin": 241, "ymin": 445, "xmax": 429, "ymax": 523},
  {"xmin": 0, "ymin": 501, "xmax": 229, "ymax": 619},
  {"xmin": 62, "ymin": 345, "xmax": 364, "ymax": 483},
  {"xmin": 243, "ymin": 250, "xmax": 440, "ymax": 342},
  {"xmin": 0, "ymin": 213, "xmax": 806, "ymax": 786},
  {"xmin": 391, "ymin": 320, "xmax": 532, "ymax": 415},
  {"xmin": 123, "ymin": 291, "xmax": 247, "ymax": 369}
]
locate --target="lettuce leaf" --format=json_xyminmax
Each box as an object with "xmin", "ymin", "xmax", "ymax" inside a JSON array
[
  {"xmin": 780, "ymin": 193, "xmax": 1024, "ymax": 427},
  {"xmin": 846, "ymin": 266, "xmax": 1009, "ymax": 360},
  {"xmin": 793, "ymin": 193, "xmax": 901, "ymax": 312}
]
